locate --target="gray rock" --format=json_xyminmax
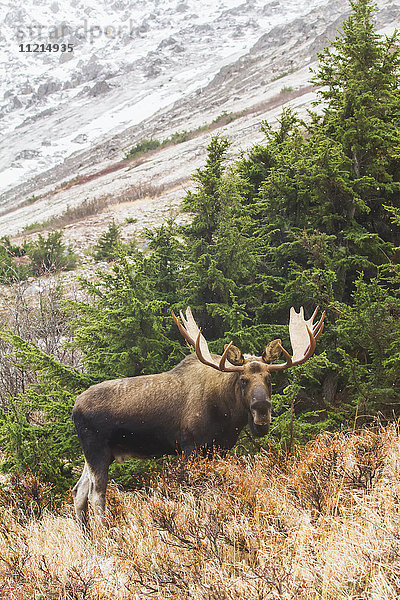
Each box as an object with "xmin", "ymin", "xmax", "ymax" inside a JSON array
[
  {"xmin": 112, "ymin": 0, "xmax": 128, "ymax": 10},
  {"xmin": 158, "ymin": 36, "xmax": 179, "ymax": 50},
  {"xmin": 11, "ymin": 96, "xmax": 22, "ymax": 109},
  {"xmin": 145, "ymin": 59, "xmax": 163, "ymax": 79},
  {"xmin": 4, "ymin": 9, "xmax": 26, "ymax": 27},
  {"xmin": 37, "ymin": 79, "xmax": 62, "ymax": 97},
  {"xmin": 59, "ymin": 51, "xmax": 74, "ymax": 64},
  {"xmin": 72, "ymin": 134, "xmax": 88, "ymax": 144},
  {"xmin": 136, "ymin": 21, "xmax": 150, "ymax": 35},
  {"xmin": 82, "ymin": 60, "xmax": 103, "ymax": 81},
  {"xmin": 173, "ymin": 44, "xmax": 185, "ymax": 54},
  {"xmin": 15, "ymin": 149, "xmax": 40, "ymax": 160},
  {"xmin": 89, "ymin": 80, "xmax": 111, "ymax": 97},
  {"xmin": 20, "ymin": 83, "xmax": 33, "ymax": 95}
]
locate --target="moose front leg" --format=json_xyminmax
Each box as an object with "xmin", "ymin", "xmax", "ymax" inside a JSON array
[
  {"xmin": 179, "ymin": 422, "xmax": 226, "ymax": 459},
  {"xmin": 179, "ymin": 428, "xmax": 197, "ymax": 458}
]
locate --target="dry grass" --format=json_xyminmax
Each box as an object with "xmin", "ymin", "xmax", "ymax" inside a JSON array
[
  {"xmin": 21, "ymin": 178, "xmax": 188, "ymax": 235},
  {"xmin": 1, "ymin": 426, "xmax": 400, "ymax": 599}
]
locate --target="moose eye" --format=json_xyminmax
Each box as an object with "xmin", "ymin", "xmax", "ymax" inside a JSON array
[{"xmin": 240, "ymin": 378, "xmax": 249, "ymax": 388}]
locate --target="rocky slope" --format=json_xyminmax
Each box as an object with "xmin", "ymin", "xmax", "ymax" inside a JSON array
[
  {"xmin": 0, "ymin": 0, "xmax": 398, "ymax": 242},
  {"xmin": 1, "ymin": 0, "xmax": 329, "ymax": 198}
]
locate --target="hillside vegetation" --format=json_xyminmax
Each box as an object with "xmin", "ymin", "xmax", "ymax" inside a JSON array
[{"xmin": 1, "ymin": 426, "xmax": 400, "ymax": 599}]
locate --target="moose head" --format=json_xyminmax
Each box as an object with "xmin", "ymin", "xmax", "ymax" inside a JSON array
[{"xmin": 172, "ymin": 306, "xmax": 325, "ymax": 435}]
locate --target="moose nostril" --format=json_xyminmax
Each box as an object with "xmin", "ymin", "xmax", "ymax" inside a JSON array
[{"xmin": 251, "ymin": 400, "xmax": 271, "ymax": 413}]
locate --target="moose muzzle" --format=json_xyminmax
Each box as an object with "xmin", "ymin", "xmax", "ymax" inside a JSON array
[{"xmin": 250, "ymin": 386, "xmax": 272, "ymax": 427}]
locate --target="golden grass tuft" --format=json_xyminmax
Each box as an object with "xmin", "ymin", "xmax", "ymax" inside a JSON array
[{"xmin": 2, "ymin": 425, "xmax": 400, "ymax": 598}]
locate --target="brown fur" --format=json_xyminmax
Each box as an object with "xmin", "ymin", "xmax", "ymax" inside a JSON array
[{"xmin": 262, "ymin": 339, "xmax": 282, "ymax": 364}]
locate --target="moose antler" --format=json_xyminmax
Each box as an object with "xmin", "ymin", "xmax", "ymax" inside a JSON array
[
  {"xmin": 172, "ymin": 307, "xmax": 244, "ymax": 372},
  {"xmin": 173, "ymin": 306, "xmax": 324, "ymax": 373},
  {"xmin": 268, "ymin": 306, "xmax": 325, "ymax": 371}
]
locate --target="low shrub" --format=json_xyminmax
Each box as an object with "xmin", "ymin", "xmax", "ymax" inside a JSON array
[
  {"xmin": 0, "ymin": 238, "xmax": 30, "ymax": 283},
  {"xmin": 25, "ymin": 231, "xmax": 78, "ymax": 275},
  {"xmin": 124, "ymin": 138, "xmax": 161, "ymax": 160}
]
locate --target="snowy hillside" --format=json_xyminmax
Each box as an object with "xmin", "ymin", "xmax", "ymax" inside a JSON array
[
  {"xmin": 1, "ymin": 0, "xmax": 330, "ymax": 197},
  {"xmin": 0, "ymin": 0, "xmax": 398, "ymax": 239}
]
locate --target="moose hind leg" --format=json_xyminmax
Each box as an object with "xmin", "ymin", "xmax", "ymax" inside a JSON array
[
  {"xmin": 87, "ymin": 453, "xmax": 112, "ymax": 519},
  {"xmin": 72, "ymin": 462, "xmax": 90, "ymax": 527}
]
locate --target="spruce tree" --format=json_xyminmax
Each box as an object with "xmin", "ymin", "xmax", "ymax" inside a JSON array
[
  {"xmin": 92, "ymin": 220, "xmax": 121, "ymax": 262},
  {"xmin": 311, "ymin": 0, "xmax": 400, "ymax": 236},
  {"xmin": 182, "ymin": 136, "xmax": 232, "ymax": 334},
  {"xmin": 182, "ymin": 137, "xmax": 261, "ymax": 341},
  {"xmin": 183, "ymin": 135, "xmax": 231, "ymax": 246}
]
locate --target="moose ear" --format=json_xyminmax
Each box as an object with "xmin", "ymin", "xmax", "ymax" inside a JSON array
[
  {"xmin": 262, "ymin": 339, "xmax": 282, "ymax": 364},
  {"xmin": 225, "ymin": 344, "xmax": 245, "ymax": 366}
]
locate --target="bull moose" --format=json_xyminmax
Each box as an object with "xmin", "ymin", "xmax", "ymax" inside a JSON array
[{"xmin": 72, "ymin": 306, "xmax": 324, "ymax": 523}]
